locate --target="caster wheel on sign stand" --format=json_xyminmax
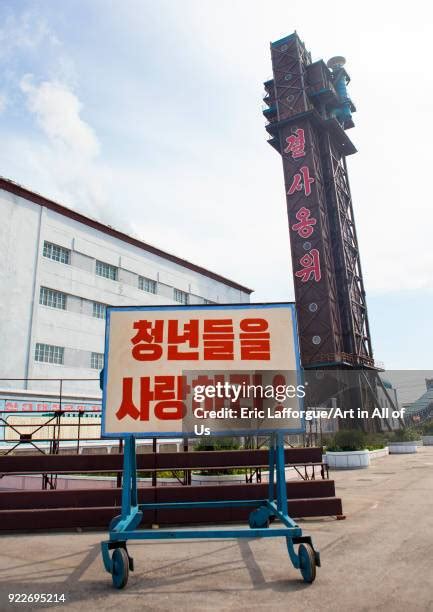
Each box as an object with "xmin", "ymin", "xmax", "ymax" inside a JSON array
[
  {"xmin": 298, "ymin": 543, "xmax": 316, "ymax": 584},
  {"xmin": 111, "ymin": 548, "xmax": 129, "ymax": 589}
]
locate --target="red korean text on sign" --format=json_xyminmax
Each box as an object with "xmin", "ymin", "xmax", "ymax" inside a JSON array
[
  {"xmin": 167, "ymin": 319, "xmax": 199, "ymax": 360},
  {"xmin": 5, "ymin": 402, "xmax": 19, "ymax": 411},
  {"xmin": 116, "ymin": 375, "xmax": 186, "ymax": 422},
  {"xmin": 287, "ymin": 166, "xmax": 315, "ymax": 197},
  {"xmin": 239, "ymin": 318, "xmax": 271, "ymax": 360},
  {"xmin": 131, "ymin": 320, "xmax": 163, "ymax": 361},
  {"xmin": 129, "ymin": 317, "xmax": 273, "ymax": 362},
  {"xmin": 203, "ymin": 319, "xmax": 234, "ymax": 360},
  {"xmin": 295, "ymin": 249, "xmax": 321, "ymax": 283},
  {"xmin": 283, "ymin": 128, "xmax": 306, "ymax": 159},
  {"xmin": 291, "ymin": 206, "xmax": 317, "ymax": 238}
]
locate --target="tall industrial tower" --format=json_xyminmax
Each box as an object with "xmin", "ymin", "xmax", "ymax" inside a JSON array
[{"xmin": 263, "ymin": 32, "xmax": 391, "ymax": 428}]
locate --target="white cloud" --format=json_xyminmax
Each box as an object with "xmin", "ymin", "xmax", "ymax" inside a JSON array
[
  {"xmin": 0, "ymin": 9, "xmax": 113, "ymax": 226},
  {"xmin": 10, "ymin": 75, "xmax": 127, "ymax": 229},
  {"xmin": 20, "ymin": 76, "xmax": 99, "ymax": 158}
]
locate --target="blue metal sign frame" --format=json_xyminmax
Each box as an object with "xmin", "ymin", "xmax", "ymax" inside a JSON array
[
  {"xmin": 99, "ymin": 304, "xmax": 320, "ymax": 589},
  {"xmin": 100, "ymin": 431, "xmax": 321, "ymax": 589}
]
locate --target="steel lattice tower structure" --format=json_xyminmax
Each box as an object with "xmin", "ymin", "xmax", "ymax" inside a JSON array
[{"xmin": 263, "ymin": 32, "xmax": 392, "ymax": 428}]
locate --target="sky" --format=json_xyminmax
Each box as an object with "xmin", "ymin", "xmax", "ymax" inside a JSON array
[{"xmin": 0, "ymin": 0, "xmax": 432, "ymax": 371}]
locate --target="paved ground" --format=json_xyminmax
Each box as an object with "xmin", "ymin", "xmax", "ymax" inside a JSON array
[{"xmin": 0, "ymin": 448, "xmax": 432, "ymax": 612}]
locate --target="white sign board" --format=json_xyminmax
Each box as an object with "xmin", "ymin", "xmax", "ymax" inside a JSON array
[{"xmin": 101, "ymin": 303, "xmax": 304, "ymax": 437}]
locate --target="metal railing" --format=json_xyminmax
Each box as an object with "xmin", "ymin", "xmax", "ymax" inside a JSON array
[
  {"xmin": 0, "ymin": 378, "xmax": 328, "ymax": 490},
  {"xmin": 0, "ymin": 377, "xmax": 103, "ymax": 455}
]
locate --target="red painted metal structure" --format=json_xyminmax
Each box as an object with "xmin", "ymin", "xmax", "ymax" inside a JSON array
[
  {"xmin": 263, "ymin": 33, "xmax": 394, "ymax": 429},
  {"xmin": 264, "ymin": 32, "xmax": 372, "ymax": 368}
]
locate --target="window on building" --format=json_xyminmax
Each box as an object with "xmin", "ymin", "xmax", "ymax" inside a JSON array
[
  {"xmin": 34, "ymin": 343, "xmax": 64, "ymax": 365},
  {"xmin": 39, "ymin": 287, "xmax": 67, "ymax": 310},
  {"xmin": 174, "ymin": 288, "xmax": 189, "ymax": 304},
  {"xmin": 43, "ymin": 241, "xmax": 70, "ymax": 264},
  {"xmin": 90, "ymin": 352, "xmax": 104, "ymax": 370},
  {"xmin": 138, "ymin": 276, "xmax": 157, "ymax": 294},
  {"xmin": 203, "ymin": 299, "xmax": 215, "ymax": 304},
  {"xmin": 93, "ymin": 302, "xmax": 107, "ymax": 319},
  {"xmin": 96, "ymin": 260, "xmax": 118, "ymax": 280}
]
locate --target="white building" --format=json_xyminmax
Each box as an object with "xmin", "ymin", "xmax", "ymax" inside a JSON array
[{"xmin": 0, "ymin": 177, "xmax": 252, "ymax": 395}]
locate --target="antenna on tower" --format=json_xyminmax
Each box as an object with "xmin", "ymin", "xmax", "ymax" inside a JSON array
[{"xmin": 327, "ymin": 56, "xmax": 346, "ymax": 71}]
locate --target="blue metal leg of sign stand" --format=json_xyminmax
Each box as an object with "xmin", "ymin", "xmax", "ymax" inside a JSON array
[{"xmin": 101, "ymin": 432, "xmax": 321, "ymax": 589}]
